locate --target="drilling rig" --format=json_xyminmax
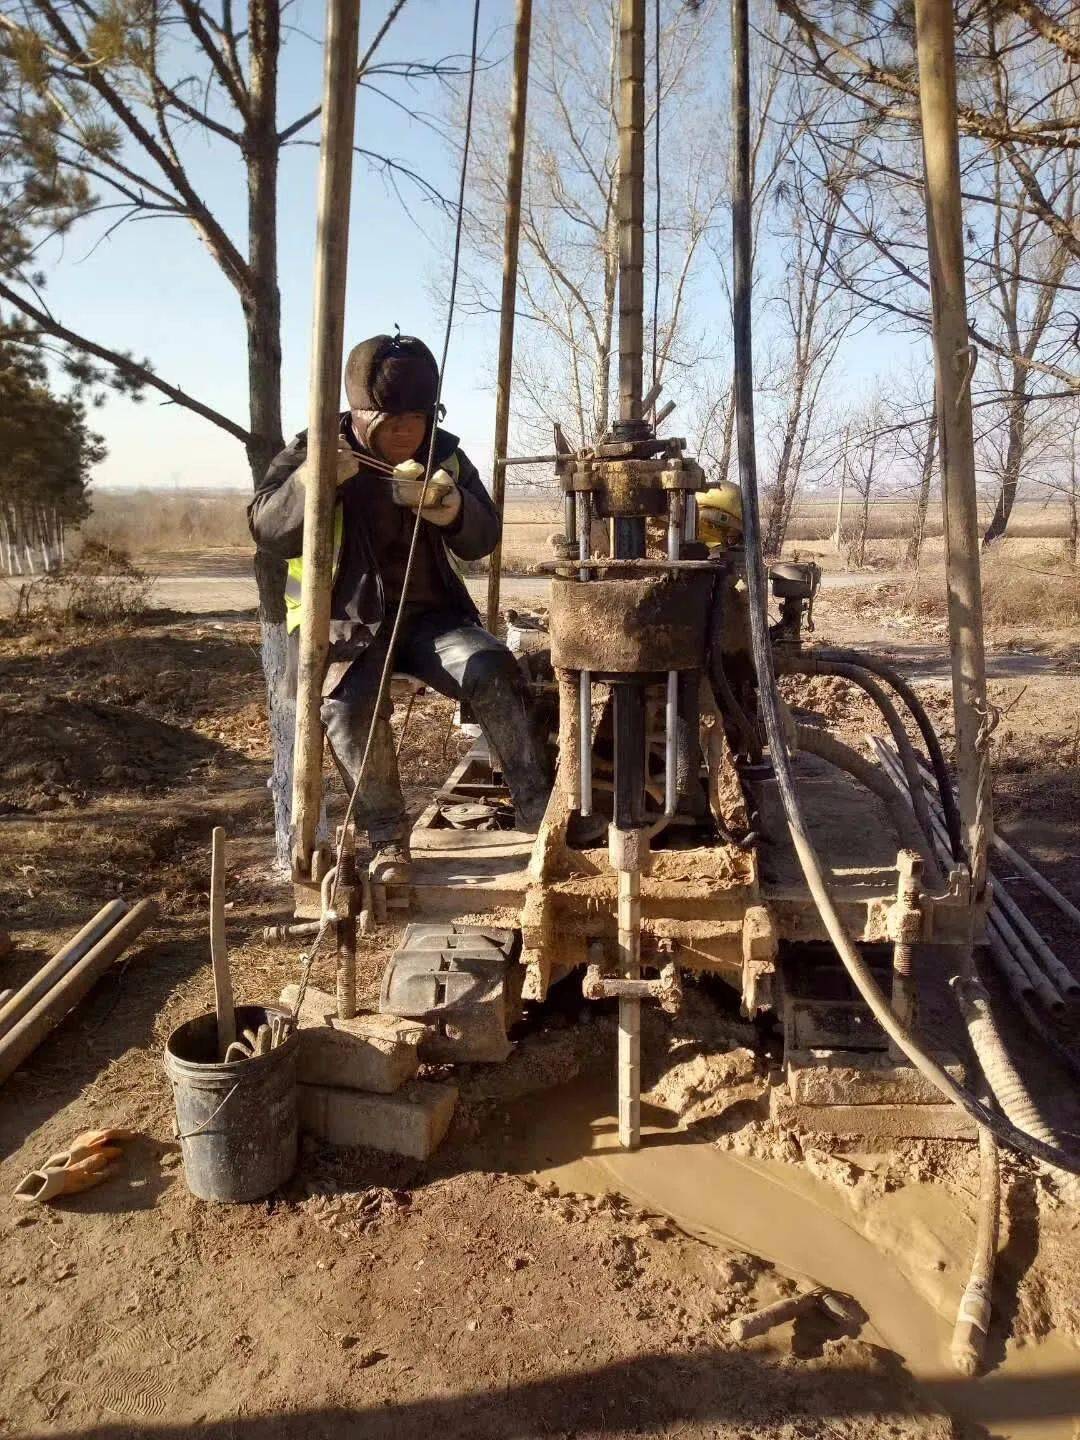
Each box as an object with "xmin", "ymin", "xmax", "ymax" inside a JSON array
[{"xmin": 285, "ymin": 0, "xmax": 1004, "ymax": 1153}]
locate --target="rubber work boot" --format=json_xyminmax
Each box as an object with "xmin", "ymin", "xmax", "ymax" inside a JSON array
[{"xmin": 370, "ymin": 837, "xmax": 412, "ymax": 886}]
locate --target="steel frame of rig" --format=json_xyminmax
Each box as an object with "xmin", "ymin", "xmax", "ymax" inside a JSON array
[{"xmin": 285, "ymin": 0, "xmax": 1000, "ymax": 1152}]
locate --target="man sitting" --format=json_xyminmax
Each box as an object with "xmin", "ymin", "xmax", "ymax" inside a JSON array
[{"xmin": 249, "ymin": 331, "xmax": 551, "ymax": 882}]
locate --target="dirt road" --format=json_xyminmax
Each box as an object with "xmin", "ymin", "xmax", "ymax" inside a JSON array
[
  {"xmin": 1, "ymin": 550, "xmax": 898, "ymax": 618},
  {"xmin": 1, "ymin": 584, "xmax": 1079, "ymax": 1439}
]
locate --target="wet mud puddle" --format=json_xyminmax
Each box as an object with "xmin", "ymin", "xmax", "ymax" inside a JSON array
[{"xmin": 504, "ymin": 1078, "xmax": 1080, "ymax": 1440}]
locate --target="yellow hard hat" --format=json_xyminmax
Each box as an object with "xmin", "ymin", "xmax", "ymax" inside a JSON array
[{"xmin": 697, "ymin": 480, "xmax": 743, "ymax": 545}]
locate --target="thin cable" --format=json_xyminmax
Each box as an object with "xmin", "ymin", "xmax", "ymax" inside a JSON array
[
  {"xmin": 293, "ymin": 0, "xmax": 483, "ymax": 995},
  {"xmin": 651, "ymin": 0, "xmax": 661, "ymax": 395}
]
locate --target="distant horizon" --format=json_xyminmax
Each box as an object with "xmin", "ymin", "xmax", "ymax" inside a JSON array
[{"xmin": 87, "ymin": 479, "xmax": 1071, "ymax": 513}]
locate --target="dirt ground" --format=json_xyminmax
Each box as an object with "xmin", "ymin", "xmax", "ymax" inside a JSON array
[{"xmin": 1, "ymin": 581, "xmax": 1079, "ymax": 1440}]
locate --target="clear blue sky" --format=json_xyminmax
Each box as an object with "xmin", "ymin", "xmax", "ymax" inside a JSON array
[
  {"xmin": 37, "ymin": 0, "xmax": 905, "ymax": 494},
  {"xmin": 43, "ymin": 0, "xmax": 514, "ymax": 490}
]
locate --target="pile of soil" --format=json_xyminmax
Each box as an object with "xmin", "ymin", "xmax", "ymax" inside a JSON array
[{"xmin": 0, "ymin": 696, "xmax": 227, "ymax": 813}]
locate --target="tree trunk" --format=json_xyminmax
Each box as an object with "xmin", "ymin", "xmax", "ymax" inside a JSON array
[
  {"xmin": 764, "ymin": 369, "xmax": 807, "ymax": 556},
  {"xmin": 20, "ymin": 507, "xmax": 35, "ymax": 575},
  {"xmin": 906, "ymin": 409, "xmax": 938, "ymax": 569},
  {"xmin": 4, "ymin": 505, "xmax": 22, "ymax": 575},
  {"xmin": 982, "ymin": 371, "xmax": 1026, "ymax": 547},
  {"xmin": 855, "ymin": 431, "xmax": 877, "ymax": 568},
  {"xmin": 246, "ymin": 0, "xmax": 292, "ymax": 873},
  {"xmin": 716, "ymin": 385, "xmax": 736, "ymax": 484},
  {"xmin": 1069, "ymin": 431, "xmax": 1079, "ymax": 566}
]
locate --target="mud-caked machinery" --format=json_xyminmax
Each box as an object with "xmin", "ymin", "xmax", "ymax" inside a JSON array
[
  {"xmin": 275, "ymin": 0, "xmax": 1080, "ymax": 1381},
  {"xmin": 283, "ymin": 0, "xmax": 1080, "ymax": 1163},
  {"xmin": 367, "ymin": 0, "xmax": 980, "ymax": 1150}
]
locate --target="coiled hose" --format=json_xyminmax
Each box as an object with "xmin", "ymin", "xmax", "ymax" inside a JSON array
[
  {"xmin": 779, "ymin": 656, "xmax": 938, "ymax": 853},
  {"xmin": 956, "ymin": 978, "xmax": 1079, "ymax": 1207},
  {"xmin": 811, "ymin": 647, "xmax": 963, "ymax": 862}
]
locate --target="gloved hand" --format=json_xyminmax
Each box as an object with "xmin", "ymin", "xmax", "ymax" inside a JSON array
[
  {"xmin": 391, "ymin": 460, "xmax": 463, "ymax": 528},
  {"xmin": 297, "ymin": 435, "xmax": 359, "ymax": 489},
  {"xmin": 13, "ymin": 1128, "xmax": 134, "ymax": 1204}
]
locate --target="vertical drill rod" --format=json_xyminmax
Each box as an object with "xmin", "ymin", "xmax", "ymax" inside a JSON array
[
  {"xmin": 612, "ymin": 0, "xmax": 648, "ymax": 1151},
  {"xmin": 617, "ymin": 864, "xmax": 642, "ymax": 1149},
  {"xmin": 335, "ymin": 835, "xmax": 358, "ymax": 1020},
  {"xmin": 578, "ymin": 489, "xmax": 593, "ymax": 815},
  {"xmin": 912, "ymin": 0, "xmax": 991, "ymax": 908},
  {"xmin": 291, "ymin": 0, "xmax": 364, "ymax": 874},
  {"xmin": 617, "ymin": 0, "xmax": 645, "ymax": 422},
  {"xmin": 486, "ymin": 0, "xmax": 534, "ymax": 633}
]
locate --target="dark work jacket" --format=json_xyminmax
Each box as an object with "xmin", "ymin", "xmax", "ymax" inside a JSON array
[{"xmin": 248, "ymin": 416, "xmax": 499, "ymax": 690}]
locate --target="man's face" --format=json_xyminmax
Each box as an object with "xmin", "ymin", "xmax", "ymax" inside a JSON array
[{"xmin": 366, "ymin": 412, "xmax": 427, "ymax": 465}]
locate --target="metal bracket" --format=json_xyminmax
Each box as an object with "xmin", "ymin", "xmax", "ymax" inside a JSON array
[
  {"xmin": 886, "ymin": 850, "xmax": 925, "ymax": 944},
  {"xmin": 659, "ymin": 459, "xmax": 704, "ymax": 491},
  {"xmin": 582, "ymin": 960, "xmax": 682, "ymax": 1013}
]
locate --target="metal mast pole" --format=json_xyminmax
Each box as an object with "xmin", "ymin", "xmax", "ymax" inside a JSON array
[
  {"xmin": 612, "ymin": 0, "xmax": 647, "ymax": 1152},
  {"xmin": 617, "ymin": 0, "xmax": 646, "ymax": 426},
  {"xmin": 912, "ymin": 0, "xmax": 992, "ymax": 905},
  {"xmin": 485, "ymin": 0, "xmax": 534, "ymax": 634},
  {"xmin": 291, "ymin": 0, "xmax": 364, "ymax": 876}
]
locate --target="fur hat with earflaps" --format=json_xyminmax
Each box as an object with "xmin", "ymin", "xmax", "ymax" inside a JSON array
[{"xmin": 344, "ymin": 333, "xmax": 439, "ymax": 415}]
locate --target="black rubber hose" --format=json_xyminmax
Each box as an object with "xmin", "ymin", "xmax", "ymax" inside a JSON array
[
  {"xmin": 729, "ymin": 0, "xmax": 1080, "ymax": 1177},
  {"xmin": 709, "ymin": 645, "xmax": 762, "ymax": 763},
  {"xmin": 812, "ymin": 647, "xmax": 963, "ymax": 862},
  {"xmin": 779, "ymin": 657, "xmax": 937, "ymax": 853}
]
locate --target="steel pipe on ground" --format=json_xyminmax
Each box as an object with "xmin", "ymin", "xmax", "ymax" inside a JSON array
[
  {"xmin": 0, "ymin": 899, "xmax": 158, "ymax": 1086},
  {"xmin": 993, "ymin": 832, "xmax": 1080, "ymax": 932},
  {"xmin": 876, "ymin": 728, "xmax": 1061, "ymax": 1011},
  {"xmin": 984, "ymin": 925, "xmax": 1036, "ymax": 1006},
  {"xmin": 991, "ymin": 882, "xmax": 1080, "ymax": 1004},
  {"xmin": 987, "ymin": 910, "xmax": 1063, "ymax": 1014},
  {"xmin": 0, "ymin": 899, "xmax": 129, "ymax": 1043}
]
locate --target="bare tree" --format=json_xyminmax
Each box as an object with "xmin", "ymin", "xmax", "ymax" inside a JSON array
[
  {"xmin": 979, "ymin": 147, "xmax": 1078, "ymax": 544},
  {"xmin": 460, "ymin": 0, "xmax": 722, "ymax": 453},
  {"xmin": 0, "ymin": 0, "xmax": 462, "ymax": 865},
  {"xmin": 761, "ymin": 142, "xmax": 856, "ymax": 555},
  {"xmin": 1070, "ymin": 423, "xmax": 1079, "ymax": 567},
  {"xmin": 841, "ymin": 391, "xmax": 891, "ymax": 569},
  {"xmin": 906, "ymin": 406, "xmax": 937, "ymax": 571},
  {"xmin": 775, "ymin": 0, "xmax": 1080, "ymax": 278},
  {"xmin": 875, "ymin": 371, "xmax": 939, "ymax": 571},
  {"xmin": 774, "ymin": 0, "xmax": 1080, "ymax": 551}
]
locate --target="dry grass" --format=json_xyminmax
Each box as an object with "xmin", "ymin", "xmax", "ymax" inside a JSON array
[
  {"xmin": 851, "ymin": 547, "xmax": 1080, "ymax": 630},
  {"xmin": 788, "ymin": 499, "xmax": 1071, "ymax": 542},
  {"xmin": 8, "ymin": 543, "xmax": 157, "ymax": 631},
  {"xmin": 82, "ymin": 488, "xmax": 253, "ymax": 553},
  {"xmin": 84, "ymin": 488, "xmax": 1072, "ymax": 555}
]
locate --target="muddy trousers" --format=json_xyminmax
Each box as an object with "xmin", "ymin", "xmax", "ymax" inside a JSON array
[{"xmin": 317, "ymin": 606, "xmax": 551, "ymax": 845}]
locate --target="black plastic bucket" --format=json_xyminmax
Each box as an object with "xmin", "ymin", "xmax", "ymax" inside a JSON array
[{"xmin": 164, "ymin": 1004, "xmax": 298, "ymax": 1203}]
